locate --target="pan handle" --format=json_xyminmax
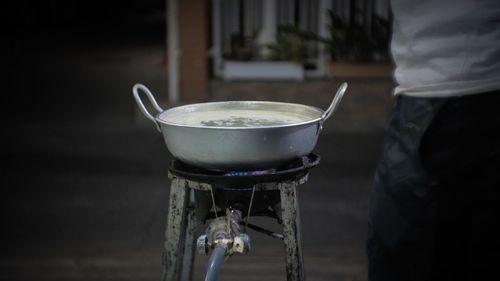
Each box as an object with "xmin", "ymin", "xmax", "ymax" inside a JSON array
[
  {"xmin": 132, "ymin": 84, "xmax": 164, "ymax": 132},
  {"xmin": 318, "ymin": 82, "xmax": 348, "ymax": 133}
]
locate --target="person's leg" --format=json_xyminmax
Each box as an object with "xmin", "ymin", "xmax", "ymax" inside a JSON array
[
  {"xmin": 367, "ymin": 96, "xmax": 446, "ymax": 281},
  {"xmin": 419, "ymin": 90, "xmax": 500, "ymax": 280}
]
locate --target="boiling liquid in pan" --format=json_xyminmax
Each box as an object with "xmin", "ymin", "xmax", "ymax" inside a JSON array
[{"xmin": 165, "ymin": 110, "xmax": 314, "ymax": 127}]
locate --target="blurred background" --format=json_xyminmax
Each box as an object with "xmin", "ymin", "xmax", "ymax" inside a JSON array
[{"xmin": 1, "ymin": 0, "xmax": 395, "ymax": 280}]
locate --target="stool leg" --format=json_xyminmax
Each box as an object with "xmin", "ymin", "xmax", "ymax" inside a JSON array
[
  {"xmin": 180, "ymin": 190, "xmax": 200, "ymax": 281},
  {"xmin": 162, "ymin": 178, "xmax": 189, "ymax": 281},
  {"xmin": 279, "ymin": 182, "xmax": 305, "ymax": 281}
]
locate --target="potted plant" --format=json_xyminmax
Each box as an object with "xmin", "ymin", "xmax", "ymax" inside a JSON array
[
  {"xmin": 321, "ymin": 10, "xmax": 393, "ymax": 78},
  {"xmin": 222, "ymin": 26, "xmax": 305, "ymax": 81}
]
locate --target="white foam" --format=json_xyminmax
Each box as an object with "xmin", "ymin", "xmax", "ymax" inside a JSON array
[{"xmin": 162, "ymin": 109, "xmax": 315, "ymax": 127}]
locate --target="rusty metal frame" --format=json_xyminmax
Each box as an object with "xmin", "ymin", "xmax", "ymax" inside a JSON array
[
  {"xmin": 162, "ymin": 173, "xmax": 308, "ymax": 281},
  {"xmin": 279, "ymin": 181, "xmax": 305, "ymax": 281}
]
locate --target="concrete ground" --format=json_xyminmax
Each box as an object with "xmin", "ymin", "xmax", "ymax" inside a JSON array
[{"xmin": 1, "ymin": 20, "xmax": 395, "ymax": 281}]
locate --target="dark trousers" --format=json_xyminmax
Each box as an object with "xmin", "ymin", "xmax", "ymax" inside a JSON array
[{"xmin": 367, "ymin": 91, "xmax": 500, "ymax": 281}]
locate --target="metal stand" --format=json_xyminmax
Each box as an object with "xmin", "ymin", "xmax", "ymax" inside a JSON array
[
  {"xmin": 161, "ymin": 173, "xmax": 308, "ymax": 281},
  {"xmin": 279, "ymin": 181, "xmax": 305, "ymax": 281}
]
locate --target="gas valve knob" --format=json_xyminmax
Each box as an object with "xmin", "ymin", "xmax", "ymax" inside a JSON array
[
  {"xmin": 196, "ymin": 234, "xmax": 208, "ymax": 255},
  {"xmin": 232, "ymin": 233, "xmax": 251, "ymax": 254}
]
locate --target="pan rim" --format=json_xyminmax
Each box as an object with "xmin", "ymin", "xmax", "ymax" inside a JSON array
[{"xmin": 155, "ymin": 101, "xmax": 324, "ymax": 130}]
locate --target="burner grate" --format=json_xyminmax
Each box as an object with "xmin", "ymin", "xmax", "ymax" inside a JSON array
[{"xmin": 168, "ymin": 153, "xmax": 320, "ymax": 186}]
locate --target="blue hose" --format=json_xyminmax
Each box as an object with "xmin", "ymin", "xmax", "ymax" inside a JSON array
[{"xmin": 204, "ymin": 245, "xmax": 227, "ymax": 281}]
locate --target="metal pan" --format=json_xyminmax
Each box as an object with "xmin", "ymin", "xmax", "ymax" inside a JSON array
[{"xmin": 133, "ymin": 82, "xmax": 347, "ymax": 170}]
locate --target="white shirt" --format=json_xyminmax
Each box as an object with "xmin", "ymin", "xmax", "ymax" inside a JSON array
[{"xmin": 391, "ymin": 0, "xmax": 500, "ymax": 97}]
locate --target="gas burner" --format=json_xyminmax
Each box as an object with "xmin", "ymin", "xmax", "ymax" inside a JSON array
[
  {"xmin": 223, "ymin": 169, "xmax": 277, "ymax": 177},
  {"xmin": 168, "ymin": 153, "xmax": 320, "ymax": 186},
  {"xmin": 163, "ymin": 153, "xmax": 320, "ymax": 281}
]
